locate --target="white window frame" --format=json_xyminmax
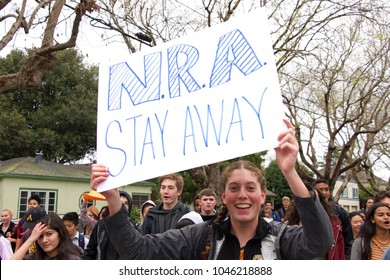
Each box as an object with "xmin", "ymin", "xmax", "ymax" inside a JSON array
[
  {"xmin": 341, "ymin": 187, "xmax": 348, "ymax": 198},
  {"xmin": 18, "ymin": 189, "xmax": 57, "ymax": 218}
]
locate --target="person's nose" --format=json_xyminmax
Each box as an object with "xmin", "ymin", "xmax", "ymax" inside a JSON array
[
  {"xmin": 41, "ymin": 235, "xmax": 49, "ymax": 244},
  {"xmin": 237, "ymin": 188, "xmax": 247, "ymax": 199}
]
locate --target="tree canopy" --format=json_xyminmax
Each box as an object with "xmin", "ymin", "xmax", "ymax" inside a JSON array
[{"xmin": 0, "ymin": 48, "xmax": 98, "ymax": 163}]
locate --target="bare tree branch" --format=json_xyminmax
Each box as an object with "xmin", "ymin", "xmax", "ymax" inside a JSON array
[{"xmin": 0, "ymin": 0, "xmax": 98, "ymax": 94}]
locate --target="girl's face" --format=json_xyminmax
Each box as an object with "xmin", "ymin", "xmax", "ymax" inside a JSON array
[
  {"xmin": 142, "ymin": 205, "xmax": 154, "ymax": 219},
  {"xmin": 350, "ymin": 215, "xmax": 363, "ymax": 236},
  {"xmin": 87, "ymin": 210, "xmax": 96, "ymax": 219},
  {"xmin": 37, "ymin": 227, "xmax": 60, "ymax": 257},
  {"xmin": 221, "ymin": 169, "xmax": 265, "ymax": 225},
  {"xmin": 365, "ymin": 199, "xmax": 374, "ymax": 209},
  {"xmin": 372, "ymin": 206, "xmax": 390, "ymax": 231},
  {"xmin": 1, "ymin": 210, "xmax": 11, "ymax": 224}
]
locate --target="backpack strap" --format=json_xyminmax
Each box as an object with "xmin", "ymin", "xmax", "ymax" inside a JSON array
[
  {"xmin": 78, "ymin": 233, "xmax": 85, "ymax": 249},
  {"xmin": 274, "ymin": 221, "xmax": 288, "ymax": 260}
]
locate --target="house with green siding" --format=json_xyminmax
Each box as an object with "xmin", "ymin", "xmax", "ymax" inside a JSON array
[{"xmin": 0, "ymin": 155, "xmax": 155, "ymax": 220}]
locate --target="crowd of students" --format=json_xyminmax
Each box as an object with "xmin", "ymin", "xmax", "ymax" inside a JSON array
[
  {"xmin": 1, "ymin": 119, "xmax": 389, "ymax": 260},
  {"xmin": 88, "ymin": 118, "xmax": 333, "ymax": 260}
]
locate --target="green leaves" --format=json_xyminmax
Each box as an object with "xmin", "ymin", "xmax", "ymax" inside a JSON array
[{"xmin": 0, "ymin": 49, "xmax": 98, "ymax": 163}]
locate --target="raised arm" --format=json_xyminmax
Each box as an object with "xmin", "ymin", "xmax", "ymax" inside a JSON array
[
  {"xmin": 80, "ymin": 198, "xmax": 98, "ymax": 230},
  {"xmin": 90, "ymin": 164, "xmax": 122, "ymax": 217},
  {"xmin": 276, "ymin": 119, "xmax": 310, "ymax": 198},
  {"xmin": 275, "ymin": 119, "xmax": 333, "ymax": 259},
  {"xmin": 10, "ymin": 222, "xmax": 46, "ymax": 260}
]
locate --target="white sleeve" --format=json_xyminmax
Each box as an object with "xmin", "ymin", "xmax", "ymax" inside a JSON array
[{"xmin": 0, "ymin": 236, "xmax": 14, "ymax": 260}]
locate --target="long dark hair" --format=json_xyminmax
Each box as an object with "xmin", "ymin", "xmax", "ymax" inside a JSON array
[
  {"xmin": 32, "ymin": 212, "xmax": 81, "ymax": 260},
  {"xmin": 360, "ymin": 202, "xmax": 390, "ymax": 260},
  {"xmin": 98, "ymin": 206, "xmax": 110, "ymax": 219},
  {"xmin": 284, "ymin": 200, "xmax": 300, "ymax": 225},
  {"xmin": 284, "ymin": 185, "xmax": 338, "ymax": 225}
]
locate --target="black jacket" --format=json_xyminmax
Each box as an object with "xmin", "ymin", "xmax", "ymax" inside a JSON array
[
  {"xmin": 104, "ymin": 194, "xmax": 333, "ymax": 260},
  {"xmin": 82, "ymin": 190, "xmax": 140, "ymax": 260},
  {"xmin": 82, "ymin": 219, "xmax": 116, "ymax": 260},
  {"xmin": 141, "ymin": 201, "xmax": 190, "ymax": 234}
]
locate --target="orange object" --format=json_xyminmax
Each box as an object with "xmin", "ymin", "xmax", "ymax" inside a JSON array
[{"xmin": 83, "ymin": 191, "xmax": 106, "ymax": 201}]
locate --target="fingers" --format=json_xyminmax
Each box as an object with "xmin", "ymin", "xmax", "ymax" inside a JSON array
[
  {"xmin": 277, "ymin": 129, "xmax": 297, "ymax": 150},
  {"xmin": 90, "ymin": 164, "xmax": 109, "ymax": 190},
  {"xmin": 283, "ymin": 118, "xmax": 294, "ymax": 129},
  {"xmin": 278, "ymin": 119, "xmax": 295, "ymax": 140},
  {"xmin": 91, "ymin": 164, "xmax": 109, "ymax": 175},
  {"xmin": 34, "ymin": 222, "xmax": 46, "ymax": 231},
  {"xmin": 30, "ymin": 222, "xmax": 47, "ymax": 240},
  {"xmin": 275, "ymin": 119, "xmax": 299, "ymax": 165},
  {"xmin": 277, "ymin": 118, "xmax": 295, "ymax": 138}
]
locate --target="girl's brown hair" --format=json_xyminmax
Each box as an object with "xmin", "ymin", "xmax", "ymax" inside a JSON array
[
  {"xmin": 200, "ymin": 160, "xmax": 265, "ymax": 259},
  {"xmin": 32, "ymin": 213, "xmax": 81, "ymax": 260},
  {"xmin": 220, "ymin": 160, "xmax": 266, "ymax": 193}
]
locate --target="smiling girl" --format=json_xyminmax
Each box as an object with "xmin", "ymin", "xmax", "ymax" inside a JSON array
[
  {"xmin": 0, "ymin": 209, "xmax": 16, "ymax": 251},
  {"xmin": 11, "ymin": 213, "xmax": 81, "ymax": 260}
]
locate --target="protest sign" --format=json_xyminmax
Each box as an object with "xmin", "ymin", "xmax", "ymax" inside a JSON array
[{"xmin": 97, "ymin": 8, "xmax": 285, "ymax": 191}]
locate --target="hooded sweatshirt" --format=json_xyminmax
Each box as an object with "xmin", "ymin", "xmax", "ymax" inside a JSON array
[
  {"xmin": 141, "ymin": 201, "xmax": 190, "ymax": 234},
  {"xmin": 82, "ymin": 190, "xmax": 139, "ymax": 260},
  {"xmin": 119, "ymin": 190, "xmax": 133, "ymax": 216},
  {"xmin": 140, "ymin": 200, "xmax": 156, "ymax": 224}
]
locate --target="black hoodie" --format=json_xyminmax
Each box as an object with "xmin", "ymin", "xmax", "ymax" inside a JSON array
[
  {"xmin": 119, "ymin": 190, "xmax": 133, "ymax": 216},
  {"xmin": 141, "ymin": 201, "xmax": 190, "ymax": 234},
  {"xmin": 82, "ymin": 190, "xmax": 139, "ymax": 260}
]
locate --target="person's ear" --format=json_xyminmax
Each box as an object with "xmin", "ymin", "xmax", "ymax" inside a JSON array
[
  {"xmin": 220, "ymin": 191, "xmax": 226, "ymax": 204},
  {"xmin": 260, "ymin": 188, "xmax": 267, "ymax": 205}
]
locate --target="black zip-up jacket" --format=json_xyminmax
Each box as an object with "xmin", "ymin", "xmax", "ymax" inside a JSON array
[{"xmin": 104, "ymin": 194, "xmax": 333, "ymax": 259}]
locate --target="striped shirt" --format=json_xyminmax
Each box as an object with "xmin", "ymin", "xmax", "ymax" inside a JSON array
[{"xmin": 371, "ymin": 236, "xmax": 390, "ymax": 260}]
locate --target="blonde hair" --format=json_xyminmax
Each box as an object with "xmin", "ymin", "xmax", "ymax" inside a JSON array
[
  {"xmin": 1, "ymin": 208, "xmax": 13, "ymax": 218},
  {"xmin": 87, "ymin": 206, "xmax": 99, "ymax": 219}
]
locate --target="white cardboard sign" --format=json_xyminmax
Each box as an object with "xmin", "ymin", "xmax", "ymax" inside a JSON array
[{"xmin": 97, "ymin": 9, "xmax": 285, "ymax": 191}]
